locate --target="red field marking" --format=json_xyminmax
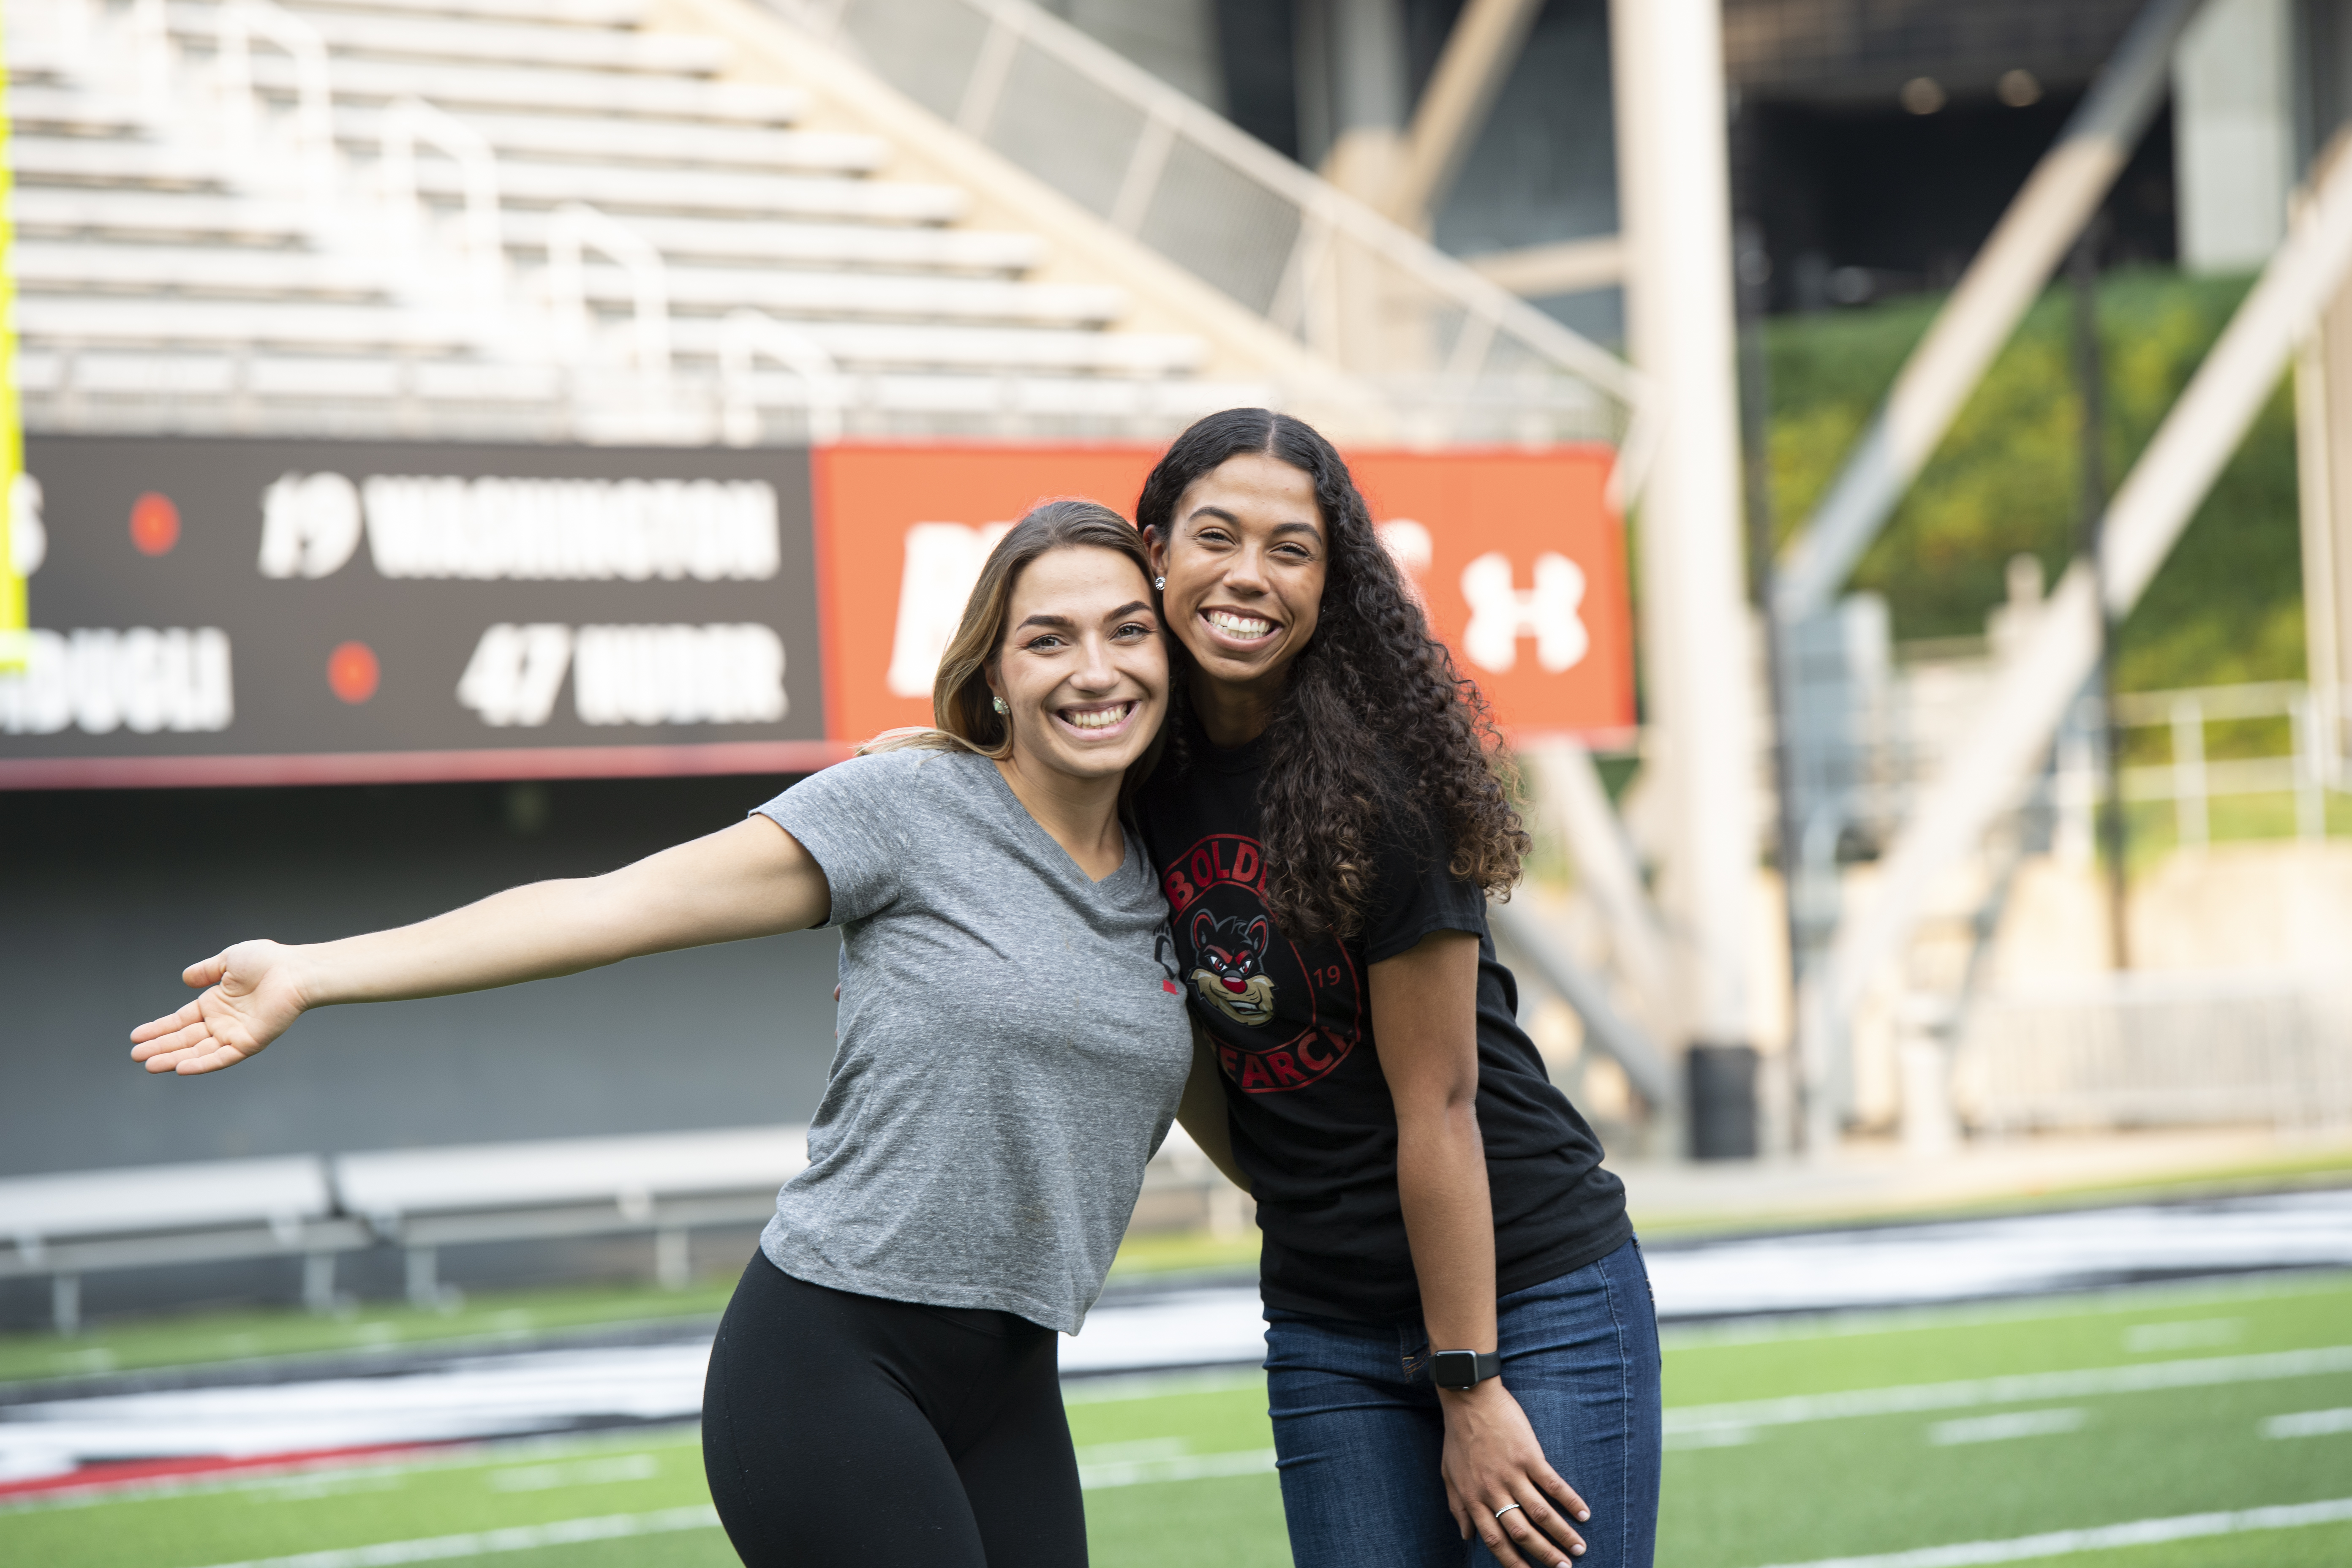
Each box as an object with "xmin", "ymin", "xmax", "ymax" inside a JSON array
[{"xmin": 0, "ymin": 1442, "xmax": 443, "ymax": 1503}]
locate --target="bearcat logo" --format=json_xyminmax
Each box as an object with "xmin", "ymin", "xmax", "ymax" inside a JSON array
[
  {"xmin": 1161, "ymin": 833, "xmax": 1358, "ymax": 1094},
  {"xmin": 1189, "ymin": 908, "xmax": 1274, "ymax": 1025}
]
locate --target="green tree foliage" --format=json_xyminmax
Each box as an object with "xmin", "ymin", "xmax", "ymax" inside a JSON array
[{"xmin": 1763, "ymin": 269, "xmax": 2306, "ymax": 691}]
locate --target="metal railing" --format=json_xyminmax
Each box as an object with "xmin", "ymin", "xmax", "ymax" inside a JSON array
[
  {"xmin": 215, "ymin": 0, "xmax": 337, "ymax": 221},
  {"xmin": 781, "ymin": 0, "xmax": 1642, "ymax": 456},
  {"xmin": 16, "ymin": 0, "xmax": 694, "ymax": 436},
  {"xmin": 720, "ymin": 309, "xmax": 845, "ymax": 446},
  {"xmin": 1955, "ymin": 970, "xmax": 2352, "ymax": 1135},
  {"xmin": 376, "ymin": 95, "xmax": 506, "ymax": 325},
  {"xmin": 545, "ymin": 201, "xmax": 674, "ymax": 421},
  {"xmin": 2106, "ymin": 681, "xmax": 2338, "ymax": 846},
  {"xmin": 1779, "ymin": 631, "xmax": 2349, "ymax": 860}
]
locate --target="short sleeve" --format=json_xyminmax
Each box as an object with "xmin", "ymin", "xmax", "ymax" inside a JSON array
[
  {"xmin": 1360, "ymin": 802, "xmax": 1487, "ymax": 965},
  {"xmin": 753, "ymin": 752, "xmax": 911, "ymax": 926}
]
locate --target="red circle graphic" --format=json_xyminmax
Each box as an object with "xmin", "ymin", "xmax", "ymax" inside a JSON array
[
  {"xmin": 327, "ymin": 641, "xmax": 381, "ymax": 705},
  {"xmin": 129, "ymin": 493, "xmax": 180, "ymax": 556}
]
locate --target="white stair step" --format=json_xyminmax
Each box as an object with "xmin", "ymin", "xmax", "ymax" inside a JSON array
[
  {"xmin": 22, "ymin": 295, "xmax": 485, "ymax": 351},
  {"xmin": 336, "ymin": 104, "xmax": 888, "ymax": 174},
  {"xmin": 666, "ymin": 317, "xmax": 1203, "ymax": 375},
  {"xmin": 12, "ymin": 133, "xmax": 959, "ymax": 222},
  {"xmin": 501, "ymin": 209, "xmax": 1042, "ymax": 273},
  {"xmin": 14, "ymin": 186, "xmax": 318, "ymax": 244},
  {"xmin": 242, "ymin": 52, "xmax": 800, "ymax": 121},
  {"xmin": 752, "ymin": 371, "xmax": 1269, "ymax": 421},
  {"xmin": 7, "ymin": 85, "xmax": 152, "ymax": 136},
  {"xmin": 13, "ymin": 238, "xmax": 1106, "ymax": 324},
  {"xmin": 413, "ymin": 155, "xmax": 965, "ymax": 223},
  {"xmin": 11, "ymin": 134, "xmax": 234, "ymax": 191},
  {"xmin": 21, "ymin": 352, "xmax": 1250, "ymax": 420},
  {"xmin": 571, "ymin": 260, "xmax": 1123, "ymax": 325},
  {"xmin": 240, "ymin": 50, "xmax": 798, "ymax": 121},
  {"xmin": 18, "ymin": 349, "xmax": 563, "ymax": 402},
  {"xmin": 13, "ymin": 188, "xmax": 1042, "ymax": 274},
  {"xmin": 283, "ymin": 0, "xmax": 647, "ymax": 29},
  {"xmin": 167, "ymin": 2, "xmax": 731, "ymax": 74},
  {"xmin": 2, "ymin": 38, "xmax": 80, "ymax": 85},
  {"xmin": 15, "ymin": 240, "xmax": 394, "ymax": 298},
  {"xmin": 19, "ymin": 297, "xmax": 1196, "ymax": 374}
]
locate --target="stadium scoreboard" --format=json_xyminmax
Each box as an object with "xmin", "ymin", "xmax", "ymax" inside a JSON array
[{"xmin": 0, "ymin": 437, "xmax": 1633, "ymax": 787}]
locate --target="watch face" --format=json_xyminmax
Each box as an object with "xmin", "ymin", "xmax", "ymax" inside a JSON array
[{"xmin": 1431, "ymin": 1350, "xmax": 1477, "ymax": 1388}]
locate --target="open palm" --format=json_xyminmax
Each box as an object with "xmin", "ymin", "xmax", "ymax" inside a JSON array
[{"xmin": 129, "ymin": 941, "xmax": 309, "ymax": 1075}]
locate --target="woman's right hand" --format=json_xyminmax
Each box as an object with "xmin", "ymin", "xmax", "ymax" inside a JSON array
[{"xmin": 130, "ymin": 941, "xmax": 310, "ymax": 1076}]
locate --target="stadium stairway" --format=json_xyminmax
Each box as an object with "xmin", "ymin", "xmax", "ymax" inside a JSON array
[{"xmin": 4, "ymin": 0, "xmax": 1311, "ymax": 441}]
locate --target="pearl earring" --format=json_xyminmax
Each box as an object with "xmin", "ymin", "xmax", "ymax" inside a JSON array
[
  {"xmin": 1154, "ymin": 576, "xmax": 1165, "ymax": 590},
  {"xmin": 991, "ymin": 696, "xmax": 1010, "ymax": 715}
]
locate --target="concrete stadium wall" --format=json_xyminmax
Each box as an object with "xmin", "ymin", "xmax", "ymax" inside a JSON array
[{"xmin": 3, "ymin": 774, "xmax": 844, "ymax": 1179}]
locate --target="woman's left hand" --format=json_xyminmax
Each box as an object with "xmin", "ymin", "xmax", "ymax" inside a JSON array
[{"xmin": 1440, "ymin": 1380, "xmax": 1590, "ymax": 1567}]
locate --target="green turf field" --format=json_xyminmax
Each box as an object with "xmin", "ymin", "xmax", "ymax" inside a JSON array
[{"xmin": 3, "ymin": 1271, "xmax": 2347, "ymax": 1568}]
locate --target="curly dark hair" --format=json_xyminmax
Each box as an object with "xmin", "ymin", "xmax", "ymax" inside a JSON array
[{"xmin": 1137, "ymin": 408, "xmax": 1530, "ymax": 940}]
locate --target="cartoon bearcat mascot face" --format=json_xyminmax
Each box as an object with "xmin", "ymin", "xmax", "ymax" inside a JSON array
[{"xmin": 1190, "ymin": 908, "xmax": 1276, "ymax": 1026}]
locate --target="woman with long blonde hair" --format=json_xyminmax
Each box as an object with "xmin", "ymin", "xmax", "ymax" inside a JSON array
[{"xmin": 127, "ymin": 500, "xmax": 1205, "ymax": 1568}]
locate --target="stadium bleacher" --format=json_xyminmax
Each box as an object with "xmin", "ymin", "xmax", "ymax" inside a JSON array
[
  {"xmin": 0, "ymin": 1124, "xmax": 1237, "ymax": 1332},
  {"xmin": 7, "ymin": 0, "xmax": 1273, "ymax": 441}
]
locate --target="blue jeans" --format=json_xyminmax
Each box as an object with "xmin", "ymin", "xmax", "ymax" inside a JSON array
[{"xmin": 1263, "ymin": 1239, "xmax": 1662, "ymax": 1568}]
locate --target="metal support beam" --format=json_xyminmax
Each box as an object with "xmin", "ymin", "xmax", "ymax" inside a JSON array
[
  {"xmin": 1385, "ymin": 0, "xmax": 1548, "ymax": 227},
  {"xmin": 656, "ymin": 1226, "xmax": 691, "ymax": 1290},
  {"xmin": 1488, "ymin": 901, "xmax": 1676, "ymax": 1111},
  {"xmin": 1466, "ymin": 235, "xmax": 1627, "ymax": 298},
  {"xmin": 1611, "ymin": 0, "xmax": 1758, "ymax": 1069},
  {"xmin": 405, "ymin": 1244, "xmax": 438, "ymax": 1309},
  {"xmin": 302, "ymin": 1250, "xmax": 337, "ymax": 1314},
  {"xmin": 1824, "ymin": 131, "xmax": 2352, "ymax": 1022},
  {"xmin": 1772, "ymin": 0, "xmax": 2204, "ymax": 626},
  {"xmin": 2296, "ymin": 182, "xmax": 2352, "ymax": 786},
  {"xmin": 1524, "ymin": 740, "xmax": 1671, "ymax": 1010}
]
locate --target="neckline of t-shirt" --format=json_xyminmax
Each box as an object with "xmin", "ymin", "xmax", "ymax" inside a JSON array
[
  {"xmin": 970, "ymin": 752, "xmax": 1145, "ymax": 893},
  {"xmin": 1188, "ymin": 715, "xmax": 1269, "ymax": 776}
]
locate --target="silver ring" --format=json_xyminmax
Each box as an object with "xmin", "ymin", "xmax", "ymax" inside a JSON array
[{"xmin": 1494, "ymin": 1503, "xmax": 1524, "ymax": 1523}]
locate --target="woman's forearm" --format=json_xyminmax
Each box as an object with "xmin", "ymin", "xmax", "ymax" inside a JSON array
[
  {"xmin": 294, "ymin": 877, "xmax": 640, "ymax": 1007},
  {"xmin": 299, "ymin": 815, "xmax": 827, "ymax": 1009},
  {"xmin": 1396, "ymin": 1096, "xmax": 1499, "ymax": 1352},
  {"xmin": 1176, "ymin": 1022, "xmax": 1252, "ymax": 1192}
]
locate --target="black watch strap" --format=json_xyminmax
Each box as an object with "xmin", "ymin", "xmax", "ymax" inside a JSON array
[{"xmin": 1430, "ymin": 1349, "xmax": 1502, "ymax": 1391}]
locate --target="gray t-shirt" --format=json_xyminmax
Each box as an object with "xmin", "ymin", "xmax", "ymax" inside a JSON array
[{"xmin": 754, "ymin": 746, "xmax": 1194, "ymax": 1332}]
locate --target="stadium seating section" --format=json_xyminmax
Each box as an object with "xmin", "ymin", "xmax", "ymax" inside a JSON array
[{"xmin": 6, "ymin": 0, "xmax": 1272, "ymax": 441}]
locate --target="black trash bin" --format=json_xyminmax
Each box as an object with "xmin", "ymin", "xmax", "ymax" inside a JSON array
[{"xmin": 1687, "ymin": 1043, "xmax": 1759, "ymax": 1160}]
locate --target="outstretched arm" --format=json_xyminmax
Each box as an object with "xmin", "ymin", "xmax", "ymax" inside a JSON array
[{"xmin": 130, "ymin": 815, "xmax": 828, "ymax": 1077}]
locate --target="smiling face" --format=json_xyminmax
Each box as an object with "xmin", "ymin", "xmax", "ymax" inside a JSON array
[
  {"xmin": 1146, "ymin": 453, "xmax": 1327, "ymax": 718},
  {"xmin": 984, "ymin": 544, "xmax": 1168, "ymax": 784}
]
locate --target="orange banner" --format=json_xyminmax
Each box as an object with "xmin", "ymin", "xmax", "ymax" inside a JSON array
[{"xmin": 811, "ymin": 442, "xmax": 1631, "ymax": 745}]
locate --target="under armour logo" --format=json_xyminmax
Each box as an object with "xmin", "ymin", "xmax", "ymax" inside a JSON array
[
  {"xmin": 1459, "ymin": 552, "xmax": 1589, "ymax": 673},
  {"xmin": 885, "ymin": 521, "xmax": 1013, "ymax": 697}
]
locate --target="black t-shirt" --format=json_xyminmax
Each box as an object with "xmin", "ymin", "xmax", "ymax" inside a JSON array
[{"xmin": 1135, "ymin": 726, "xmax": 1631, "ymax": 1323}]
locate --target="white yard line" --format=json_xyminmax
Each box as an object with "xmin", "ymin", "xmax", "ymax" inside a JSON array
[
  {"xmin": 1078, "ymin": 1446, "xmax": 1275, "ymax": 1489},
  {"xmin": 188, "ymin": 1506, "xmax": 721, "ymax": 1568},
  {"xmin": 1666, "ymin": 1344, "xmax": 2352, "ymax": 1436},
  {"xmin": 163, "ymin": 1448, "xmax": 1281, "ymax": 1568},
  {"xmin": 1750, "ymin": 1496, "xmax": 2352, "ymax": 1568},
  {"xmin": 2263, "ymin": 1406, "xmax": 2352, "ymax": 1438}
]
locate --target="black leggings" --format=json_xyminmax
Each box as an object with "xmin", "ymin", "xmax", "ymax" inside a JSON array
[{"xmin": 702, "ymin": 1252, "xmax": 1089, "ymax": 1567}]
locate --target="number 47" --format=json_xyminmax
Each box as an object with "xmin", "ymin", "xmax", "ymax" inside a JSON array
[{"xmin": 457, "ymin": 623, "xmax": 572, "ymax": 727}]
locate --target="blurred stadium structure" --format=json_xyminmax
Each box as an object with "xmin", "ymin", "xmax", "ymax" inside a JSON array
[{"xmin": 3, "ymin": 0, "xmax": 2352, "ymax": 1334}]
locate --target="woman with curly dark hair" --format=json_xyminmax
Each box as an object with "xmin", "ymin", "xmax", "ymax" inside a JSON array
[{"xmin": 1138, "ymin": 409, "xmax": 1660, "ymax": 1568}]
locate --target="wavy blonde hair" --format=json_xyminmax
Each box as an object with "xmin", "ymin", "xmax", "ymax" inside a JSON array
[{"xmin": 861, "ymin": 500, "xmax": 1166, "ymax": 792}]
